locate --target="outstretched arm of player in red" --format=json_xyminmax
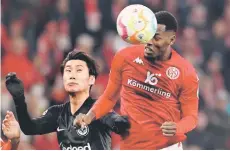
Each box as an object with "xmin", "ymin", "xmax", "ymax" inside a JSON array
[
  {"xmin": 87, "ymin": 51, "xmax": 125, "ymax": 120},
  {"xmin": 176, "ymin": 68, "xmax": 199, "ymax": 134},
  {"xmin": 90, "ymin": 79, "xmax": 122, "ymax": 119}
]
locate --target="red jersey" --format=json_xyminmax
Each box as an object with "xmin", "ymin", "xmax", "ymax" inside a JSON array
[
  {"xmin": 92, "ymin": 45, "xmax": 199, "ymax": 149},
  {"xmin": 0, "ymin": 139, "xmax": 12, "ymax": 150}
]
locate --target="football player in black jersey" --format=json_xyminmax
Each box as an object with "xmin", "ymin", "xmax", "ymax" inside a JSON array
[{"xmin": 4, "ymin": 50, "xmax": 130, "ymax": 150}]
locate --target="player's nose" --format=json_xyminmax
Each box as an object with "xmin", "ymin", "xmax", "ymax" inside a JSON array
[{"xmin": 70, "ymin": 76, "xmax": 76, "ymax": 80}]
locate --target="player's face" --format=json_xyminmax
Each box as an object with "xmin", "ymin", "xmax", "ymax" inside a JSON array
[
  {"xmin": 144, "ymin": 24, "xmax": 176, "ymax": 59},
  {"xmin": 63, "ymin": 60, "xmax": 95, "ymax": 93}
]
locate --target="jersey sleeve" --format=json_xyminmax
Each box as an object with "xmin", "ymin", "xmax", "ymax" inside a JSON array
[
  {"xmin": 91, "ymin": 51, "xmax": 125, "ymax": 119},
  {"xmin": 176, "ymin": 66, "xmax": 199, "ymax": 134},
  {"xmin": 109, "ymin": 50, "xmax": 125, "ymax": 84},
  {"xmin": 15, "ymin": 102, "xmax": 61, "ymax": 135}
]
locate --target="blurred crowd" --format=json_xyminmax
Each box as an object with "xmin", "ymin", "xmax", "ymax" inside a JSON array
[{"xmin": 1, "ymin": 0, "xmax": 230, "ymax": 149}]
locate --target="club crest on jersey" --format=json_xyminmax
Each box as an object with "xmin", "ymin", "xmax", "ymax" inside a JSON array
[
  {"xmin": 77, "ymin": 126, "xmax": 89, "ymax": 136},
  {"xmin": 166, "ymin": 67, "xmax": 180, "ymax": 80}
]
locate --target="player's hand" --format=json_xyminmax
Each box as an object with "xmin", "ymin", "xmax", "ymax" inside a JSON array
[
  {"xmin": 73, "ymin": 112, "xmax": 95, "ymax": 128},
  {"xmin": 2, "ymin": 111, "xmax": 20, "ymax": 140},
  {"xmin": 160, "ymin": 121, "xmax": 177, "ymax": 137},
  {"xmin": 5, "ymin": 72, "xmax": 25, "ymax": 99}
]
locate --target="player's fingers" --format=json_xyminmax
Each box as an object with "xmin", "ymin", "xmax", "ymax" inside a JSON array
[
  {"xmin": 73, "ymin": 118, "xmax": 80, "ymax": 126},
  {"xmin": 3, "ymin": 118, "xmax": 7, "ymax": 123},
  {"xmin": 161, "ymin": 121, "xmax": 175, "ymax": 126},
  {"xmin": 73, "ymin": 116, "xmax": 84, "ymax": 126},
  {"xmin": 76, "ymin": 115, "xmax": 84, "ymax": 122},
  {"xmin": 3, "ymin": 121, "xmax": 10, "ymax": 127},
  {"xmin": 2, "ymin": 124, "xmax": 9, "ymax": 133},
  {"xmin": 81, "ymin": 122, "xmax": 86, "ymax": 129},
  {"xmin": 2, "ymin": 123, "xmax": 6, "ymax": 130},
  {"xmin": 163, "ymin": 133, "xmax": 174, "ymax": 137},
  {"xmin": 162, "ymin": 129, "xmax": 176, "ymax": 134},
  {"xmin": 5, "ymin": 114, "xmax": 10, "ymax": 119},
  {"xmin": 8, "ymin": 111, "xmax": 15, "ymax": 119},
  {"xmin": 160, "ymin": 125, "xmax": 176, "ymax": 130},
  {"xmin": 2, "ymin": 124, "xmax": 6, "ymax": 135},
  {"xmin": 3, "ymin": 119, "xmax": 10, "ymax": 125}
]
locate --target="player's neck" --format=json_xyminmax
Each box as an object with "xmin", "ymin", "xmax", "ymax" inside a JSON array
[
  {"xmin": 69, "ymin": 91, "xmax": 90, "ymax": 115},
  {"xmin": 159, "ymin": 46, "xmax": 172, "ymax": 61}
]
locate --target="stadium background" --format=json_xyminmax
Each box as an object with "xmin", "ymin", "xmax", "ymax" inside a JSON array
[{"xmin": 1, "ymin": 0, "xmax": 230, "ymax": 149}]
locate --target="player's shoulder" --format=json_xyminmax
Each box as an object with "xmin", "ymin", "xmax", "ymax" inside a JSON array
[
  {"xmin": 172, "ymin": 50, "xmax": 197, "ymax": 76},
  {"xmin": 116, "ymin": 44, "xmax": 144, "ymax": 60},
  {"xmin": 42, "ymin": 102, "xmax": 68, "ymax": 116},
  {"xmin": 172, "ymin": 50, "xmax": 195, "ymax": 70}
]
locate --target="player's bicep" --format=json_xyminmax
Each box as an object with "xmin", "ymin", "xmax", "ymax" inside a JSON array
[
  {"xmin": 102, "ymin": 78, "xmax": 122, "ymax": 101},
  {"xmin": 104, "ymin": 51, "xmax": 125, "ymax": 100},
  {"xmin": 179, "ymin": 71, "xmax": 199, "ymax": 118},
  {"xmin": 92, "ymin": 51, "xmax": 125, "ymax": 119},
  {"xmin": 109, "ymin": 51, "xmax": 125, "ymax": 84}
]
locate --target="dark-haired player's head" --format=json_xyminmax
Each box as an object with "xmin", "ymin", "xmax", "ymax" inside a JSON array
[
  {"xmin": 60, "ymin": 50, "xmax": 98, "ymax": 95},
  {"xmin": 144, "ymin": 11, "xmax": 178, "ymax": 60}
]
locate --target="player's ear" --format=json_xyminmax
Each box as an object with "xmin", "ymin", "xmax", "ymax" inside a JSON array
[
  {"xmin": 89, "ymin": 75, "xmax": 95, "ymax": 85},
  {"xmin": 170, "ymin": 35, "xmax": 176, "ymax": 45}
]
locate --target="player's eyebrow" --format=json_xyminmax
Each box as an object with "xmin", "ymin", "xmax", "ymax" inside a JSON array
[
  {"xmin": 65, "ymin": 65, "xmax": 71, "ymax": 68},
  {"xmin": 65, "ymin": 64, "xmax": 84, "ymax": 68},
  {"xmin": 154, "ymin": 33, "xmax": 162, "ymax": 38},
  {"xmin": 75, "ymin": 65, "xmax": 84, "ymax": 68}
]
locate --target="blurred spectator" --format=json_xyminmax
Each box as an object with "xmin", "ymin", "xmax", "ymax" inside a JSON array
[
  {"xmin": 75, "ymin": 33, "xmax": 95, "ymax": 56},
  {"xmin": 179, "ymin": 27, "xmax": 203, "ymax": 67},
  {"xmin": 33, "ymin": 133, "xmax": 59, "ymax": 150},
  {"xmin": 2, "ymin": 37, "xmax": 43, "ymax": 90},
  {"xmin": 34, "ymin": 21, "xmax": 63, "ymax": 85},
  {"xmin": 185, "ymin": 111, "xmax": 215, "ymax": 149}
]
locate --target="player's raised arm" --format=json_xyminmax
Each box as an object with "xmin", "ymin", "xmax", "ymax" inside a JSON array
[
  {"xmin": 74, "ymin": 51, "xmax": 125, "ymax": 126},
  {"xmin": 5, "ymin": 72, "xmax": 59, "ymax": 135},
  {"xmin": 176, "ymin": 67, "xmax": 199, "ymax": 134},
  {"xmin": 90, "ymin": 51, "xmax": 125, "ymax": 118}
]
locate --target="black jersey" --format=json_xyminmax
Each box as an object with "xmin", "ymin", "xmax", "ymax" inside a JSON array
[{"xmin": 14, "ymin": 97, "xmax": 123, "ymax": 150}]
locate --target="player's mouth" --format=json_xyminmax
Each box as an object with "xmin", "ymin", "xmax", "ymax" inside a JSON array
[
  {"xmin": 68, "ymin": 82, "xmax": 78, "ymax": 86},
  {"xmin": 145, "ymin": 47, "xmax": 155, "ymax": 55}
]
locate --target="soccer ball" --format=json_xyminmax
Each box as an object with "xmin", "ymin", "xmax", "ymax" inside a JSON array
[{"xmin": 116, "ymin": 4, "xmax": 157, "ymax": 44}]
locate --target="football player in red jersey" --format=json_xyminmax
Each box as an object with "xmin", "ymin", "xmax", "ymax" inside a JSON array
[{"xmin": 74, "ymin": 11, "xmax": 199, "ymax": 150}]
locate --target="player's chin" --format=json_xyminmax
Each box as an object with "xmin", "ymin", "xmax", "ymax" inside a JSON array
[
  {"xmin": 144, "ymin": 52, "xmax": 157, "ymax": 59},
  {"xmin": 144, "ymin": 48, "xmax": 157, "ymax": 58},
  {"xmin": 65, "ymin": 86, "xmax": 80, "ymax": 93}
]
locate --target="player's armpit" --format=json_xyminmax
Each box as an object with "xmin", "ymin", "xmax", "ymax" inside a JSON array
[{"xmin": 176, "ymin": 69, "xmax": 199, "ymax": 134}]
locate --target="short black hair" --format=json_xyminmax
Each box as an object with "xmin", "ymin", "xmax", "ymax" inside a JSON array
[
  {"xmin": 155, "ymin": 11, "xmax": 178, "ymax": 32},
  {"xmin": 60, "ymin": 50, "xmax": 98, "ymax": 79}
]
